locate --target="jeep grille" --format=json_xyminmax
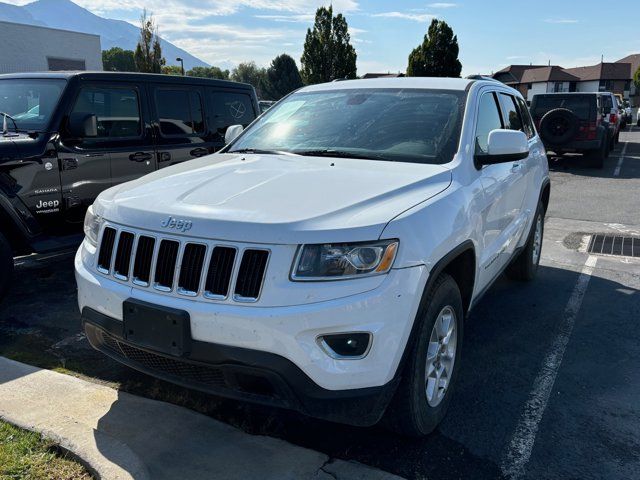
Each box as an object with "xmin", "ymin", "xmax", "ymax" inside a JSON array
[{"xmin": 96, "ymin": 227, "xmax": 269, "ymax": 302}]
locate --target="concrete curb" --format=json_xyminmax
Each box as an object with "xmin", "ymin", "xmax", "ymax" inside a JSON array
[{"xmin": 0, "ymin": 357, "xmax": 404, "ymax": 480}]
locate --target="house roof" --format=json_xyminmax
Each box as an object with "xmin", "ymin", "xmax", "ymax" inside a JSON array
[
  {"xmin": 492, "ymin": 65, "xmax": 547, "ymax": 84},
  {"xmin": 564, "ymin": 62, "xmax": 631, "ymax": 81},
  {"xmin": 520, "ymin": 66, "xmax": 580, "ymax": 83},
  {"xmin": 617, "ymin": 54, "xmax": 640, "ymax": 75}
]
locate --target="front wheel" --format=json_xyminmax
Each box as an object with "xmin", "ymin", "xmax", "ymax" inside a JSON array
[
  {"xmin": 0, "ymin": 231, "xmax": 13, "ymax": 300},
  {"xmin": 385, "ymin": 273, "xmax": 464, "ymax": 437},
  {"xmin": 506, "ymin": 201, "xmax": 544, "ymax": 281}
]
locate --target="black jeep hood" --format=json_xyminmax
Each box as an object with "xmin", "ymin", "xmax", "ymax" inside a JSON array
[
  {"xmin": 0, "ymin": 132, "xmax": 49, "ymax": 160},
  {"xmin": 0, "ymin": 135, "xmax": 18, "ymax": 161}
]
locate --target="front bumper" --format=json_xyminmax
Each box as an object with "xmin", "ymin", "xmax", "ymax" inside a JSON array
[
  {"xmin": 82, "ymin": 308, "xmax": 398, "ymax": 426},
  {"xmin": 75, "ymin": 246, "xmax": 428, "ymax": 424}
]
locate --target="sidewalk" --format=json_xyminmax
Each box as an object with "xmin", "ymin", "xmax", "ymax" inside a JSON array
[{"xmin": 0, "ymin": 357, "xmax": 404, "ymax": 480}]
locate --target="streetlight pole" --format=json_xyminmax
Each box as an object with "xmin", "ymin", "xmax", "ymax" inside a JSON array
[{"xmin": 176, "ymin": 57, "xmax": 184, "ymax": 76}]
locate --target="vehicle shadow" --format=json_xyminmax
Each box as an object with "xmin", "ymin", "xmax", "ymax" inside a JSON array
[{"xmin": 87, "ymin": 263, "xmax": 637, "ymax": 480}]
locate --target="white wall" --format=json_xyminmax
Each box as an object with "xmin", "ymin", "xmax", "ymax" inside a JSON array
[
  {"xmin": 0, "ymin": 21, "xmax": 102, "ymax": 73},
  {"xmin": 576, "ymin": 80, "xmax": 600, "ymax": 93},
  {"xmin": 527, "ymin": 82, "xmax": 548, "ymax": 101}
]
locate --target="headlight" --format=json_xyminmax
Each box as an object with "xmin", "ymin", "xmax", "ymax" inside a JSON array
[
  {"xmin": 291, "ymin": 240, "xmax": 399, "ymax": 281},
  {"xmin": 83, "ymin": 204, "xmax": 102, "ymax": 247}
]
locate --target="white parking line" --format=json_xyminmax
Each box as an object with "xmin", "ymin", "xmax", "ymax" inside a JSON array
[
  {"xmin": 614, "ymin": 142, "xmax": 628, "ymax": 177},
  {"xmin": 500, "ymin": 254, "xmax": 598, "ymax": 479}
]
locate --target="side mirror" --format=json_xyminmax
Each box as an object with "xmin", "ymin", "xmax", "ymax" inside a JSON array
[
  {"xmin": 225, "ymin": 124, "xmax": 244, "ymax": 144},
  {"xmin": 475, "ymin": 129, "xmax": 529, "ymax": 166},
  {"xmin": 68, "ymin": 112, "xmax": 97, "ymax": 138}
]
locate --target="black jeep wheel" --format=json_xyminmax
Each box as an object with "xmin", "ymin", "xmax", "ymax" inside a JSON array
[
  {"xmin": 385, "ymin": 273, "xmax": 464, "ymax": 437},
  {"xmin": 539, "ymin": 108, "xmax": 579, "ymax": 146},
  {"xmin": 0, "ymin": 231, "xmax": 13, "ymax": 300}
]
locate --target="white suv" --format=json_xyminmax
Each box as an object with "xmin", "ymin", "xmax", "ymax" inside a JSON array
[{"xmin": 75, "ymin": 78, "xmax": 550, "ymax": 436}]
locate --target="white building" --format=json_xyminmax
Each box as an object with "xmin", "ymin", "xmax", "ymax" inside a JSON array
[{"xmin": 0, "ymin": 21, "xmax": 102, "ymax": 74}]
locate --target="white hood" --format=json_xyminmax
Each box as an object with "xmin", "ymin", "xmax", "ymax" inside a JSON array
[{"xmin": 96, "ymin": 153, "xmax": 452, "ymax": 244}]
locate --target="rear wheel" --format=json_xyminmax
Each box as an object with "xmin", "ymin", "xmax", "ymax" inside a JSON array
[
  {"xmin": 0, "ymin": 231, "xmax": 13, "ymax": 300},
  {"xmin": 385, "ymin": 273, "xmax": 463, "ymax": 437},
  {"xmin": 506, "ymin": 201, "xmax": 544, "ymax": 281}
]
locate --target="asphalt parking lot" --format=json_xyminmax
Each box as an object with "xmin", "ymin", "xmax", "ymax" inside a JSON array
[{"xmin": 1, "ymin": 126, "xmax": 639, "ymax": 480}]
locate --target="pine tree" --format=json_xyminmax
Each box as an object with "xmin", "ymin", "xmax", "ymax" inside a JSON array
[
  {"xmin": 263, "ymin": 54, "xmax": 303, "ymax": 100},
  {"xmin": 407, "ymin": 19, "xmax": 462, "ymax": 78},
  {"xmin": 300, "ymin": 6, "xmax": 357, "ymax": 84}
]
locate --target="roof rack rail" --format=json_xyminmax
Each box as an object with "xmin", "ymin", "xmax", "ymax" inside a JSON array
[{"xmin": 466, "ymin": 75, "xmax": 500, "ymax": 82}]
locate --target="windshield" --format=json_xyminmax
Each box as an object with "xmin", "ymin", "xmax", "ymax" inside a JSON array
[
  {"xmin": 229, "ymin": 88, "xmax": 466, "ymax": 164},
  {"xmin": 0, "ymin": 79, "xmax": 67, "ymax": 131}
]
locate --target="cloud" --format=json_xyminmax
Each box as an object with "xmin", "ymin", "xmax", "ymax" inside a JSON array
[
  {"xmin": 67, "ymin": 0, "xmax": 359, "ymax": 17},
  {"xmin": 372, "ymin": 12, "xmax": 436, "ymax": 22},
  {"xmin": 427, "ymin": 3, "xmax": 457, "ymax": 7},
  {"xmin": 254, "ymin": 14, "xmax": 315, "ymax": 23},
  {"xmin": 544, "ymin": 18, "xmax": 579, "ymax": 24}
]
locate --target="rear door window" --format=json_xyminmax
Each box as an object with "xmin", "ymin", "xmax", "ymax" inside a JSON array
[
  {"xmin": 516, "ymin": 97, "xmax": 535, "ymax": 139},
  {"xmin": 71, "ymin": 86, "xmax": 141, "ymax": 138},
  {"xmin": 475, "ymin": 92, "xmax": 504, "ymax": 154},
  {"xmin": 155, "ymin": 88, "xmax": 205, "ymax": 136},
  {"xmin": 209, "ymin": 91, "xmax": 256, "ymax": 142},
  {"xmin": 498, "ymin": 93, "xmax": 524, "ymax": 132}
]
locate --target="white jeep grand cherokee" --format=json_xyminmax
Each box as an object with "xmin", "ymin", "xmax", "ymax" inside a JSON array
[{"xmin": 76, "ymin": 77, "xmax": 549, "ymax": 436}]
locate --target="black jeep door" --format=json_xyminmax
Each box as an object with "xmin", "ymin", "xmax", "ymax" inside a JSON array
[
  {"xmin": 151, "ymin": 85, "xmax": 215, "ymax": 168},
  {"xmin": 57, "ymin": 81, "xmax": 155, "ymax": 222}
]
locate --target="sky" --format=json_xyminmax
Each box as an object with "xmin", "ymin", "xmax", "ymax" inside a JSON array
[{"xmin": 15, "ymin": 0, "xmax": 640, "ymax": 75}]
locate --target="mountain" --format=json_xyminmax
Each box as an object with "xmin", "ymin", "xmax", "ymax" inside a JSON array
[{"xmin": 0, "ymin": 0, "xmax": 208, "ymax": 70}]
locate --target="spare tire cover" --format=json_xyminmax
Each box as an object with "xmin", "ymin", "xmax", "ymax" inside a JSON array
[{"xmin": 539, "ymin": 108, "xmax": 579, "ymax": 146}]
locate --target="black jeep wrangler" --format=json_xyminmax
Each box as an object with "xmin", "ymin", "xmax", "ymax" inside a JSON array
[
  {"xmin": 0, "ymin": 72, "xmax": 259, "ymax": 298},
  {"xmin": 530, "ymin": 92, "xmax": 610, "ymax": 169}
]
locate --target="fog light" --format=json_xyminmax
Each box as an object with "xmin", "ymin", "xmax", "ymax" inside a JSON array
[{"xmin": 318, "ymin": 332, "xmax": 372, "ymax": 359}]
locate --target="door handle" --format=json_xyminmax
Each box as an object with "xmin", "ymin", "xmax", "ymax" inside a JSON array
[
  {"xmin": 190, "ymin": 147, "xmax": 209, "ymax": 157},
  {"xmin": 511, "ymin": 162, "xmax": 522, "ymax": 172},
  {"xmin": 129, "ymin": 152, "xmax": 153, "ymax": 162}
]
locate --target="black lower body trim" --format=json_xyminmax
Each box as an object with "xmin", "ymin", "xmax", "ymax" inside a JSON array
[{"xmin": 82, "ymin": 307, "xmax": 398, "ymax": 426}]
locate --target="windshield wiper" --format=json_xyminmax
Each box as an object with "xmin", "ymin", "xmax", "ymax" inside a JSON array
[
  {"xmin": 293, "ymin": 149, "xmax": 388, "ymax": 161},
  {"xmin": 227, "ymin": 148, "xmax": 296, "ymax": 155}
]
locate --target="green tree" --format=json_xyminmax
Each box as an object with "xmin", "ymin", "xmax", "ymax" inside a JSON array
[
  {"xmin": 263, "ymin": 54, "xmax": 303, "ymax": 100},
  {"xmin": 300, "ymin": 6, "xmax": 357, "ymax": 84},
  {"xmin": 102, "ymin": 47, "xmax": 136, "ymax": 72},
  {"xmin": 134, "ymin": 9, "xmax": 165, "ymax": 73},
  {"xmin": 230, "ymin": 61, "xmax": 268, "ymax": 98},
  {"xmin": 187, "ymin": 66, "xmax": 230, "ymax": 80},
  {"xmin": 407, "ymin": 19, "xmax": 462, "ymax": 78},
  {"xmin": 634, "ymin": 66, "xmax": 640, "ymax": 92},
  {"xmin": 161, "ymin": 65, "xmax": 183, "ymax": 75}
]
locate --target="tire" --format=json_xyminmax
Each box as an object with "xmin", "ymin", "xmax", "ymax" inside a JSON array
[
  {"xmin": 506, "ymin": 201, "xmax": 544, "ymax": 281},
  {"xmin": 539, "ymin": 108, "xmax": 579, "ymax": 146},
  {"xmin": 384, "ymin": 273, "xmax": 464, "ymax": 437},
  {"xmin": 0, "ymin": 231, "xmax": 13, "ymax": 300}
]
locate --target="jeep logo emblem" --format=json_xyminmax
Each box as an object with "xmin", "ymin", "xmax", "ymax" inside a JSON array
[{"xmin": 160, "ymin": 216, "xmax": 193, "ymax": 233}]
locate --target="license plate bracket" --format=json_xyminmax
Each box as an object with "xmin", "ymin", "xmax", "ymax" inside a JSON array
[{"xmin": 123, "ymin": 299, "xmax": 191, "ymax": 357}]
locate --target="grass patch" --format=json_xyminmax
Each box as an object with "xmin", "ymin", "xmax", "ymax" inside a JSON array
[{"xmin": 0, "ymin": 421, "xmax": 92, "ymax": 480}]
